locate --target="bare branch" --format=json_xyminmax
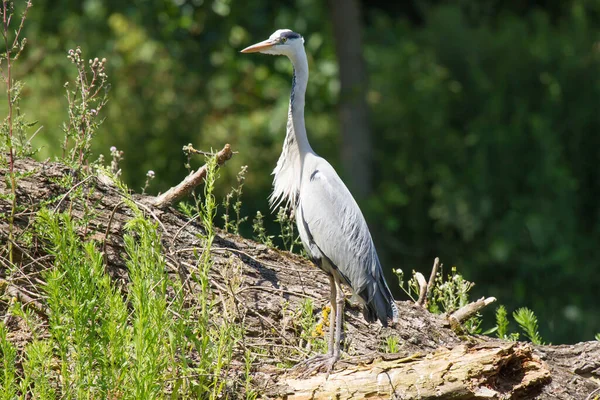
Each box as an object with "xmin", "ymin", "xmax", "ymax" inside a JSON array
[
  {"xmin": 448, "ymin": 296, "xmax": 497, "ymax": 326},
  {"xmin": 151, "ymin": 144, "xmax": 233, "ymax": 209},
  {"xmin": 424, "ymin": 257, "xmax": 440, "ymax": 308},
  {"xmin": 415, "ymin": 272, "xmax": 427, "ymax": 306}
]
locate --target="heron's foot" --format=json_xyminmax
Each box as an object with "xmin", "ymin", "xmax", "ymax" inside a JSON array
[{"xmin": 290, "ymin": 353, "xmax": 340, "ymax": 378}]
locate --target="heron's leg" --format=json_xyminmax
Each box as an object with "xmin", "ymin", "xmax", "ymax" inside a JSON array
[
  {"xmin": 290, "ymin": 275, "xmax": 341, "ymax": 377},
  {"xmin": 332, "ymin": 275, "xmax": 345, "ymax": 360},
  {"xmin": 327, "ymin": 274, "xmax": 337, "ymax": 357}
]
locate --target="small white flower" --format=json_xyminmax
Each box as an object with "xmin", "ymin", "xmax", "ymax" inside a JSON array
[
  {"xmin": 147, "ymin": 170, "xmax": 155, "ymax": 178},
  {"xmin": 110, "ymin": 146, "xmax": 117, "ymax": 153}
]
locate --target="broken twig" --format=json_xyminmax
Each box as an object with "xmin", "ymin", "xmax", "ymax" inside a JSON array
[
  {"xmin": 415, "ymin": 272, "xmax": 427, "ymax": 306},
  {"xmin": 424, "ymin": 257, "xmax": 441, "ymax": 308},
  {"xmin": 448, "ymin": 296, "xmax": 497, "ymax": 328},
  {"xmin": 416, "ymin": 257, "xmax": 442, "ymax": 308},
  {"xmin": 151, "ymin": 144, "xmax": 233, "ymax": 209}
]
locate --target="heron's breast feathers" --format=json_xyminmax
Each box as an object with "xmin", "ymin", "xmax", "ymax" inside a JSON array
[{"xmin": 269, "ymin": 110, "xmax": 303, "ymax": 210}]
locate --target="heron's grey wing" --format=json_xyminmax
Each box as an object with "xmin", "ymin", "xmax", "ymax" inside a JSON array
[{"xmin": 297, "ymin": 161, "xmax": 384, "ymax": 303}]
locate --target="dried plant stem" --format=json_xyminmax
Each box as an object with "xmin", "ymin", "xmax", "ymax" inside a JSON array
[
  {"xmin": 3, "ymin": 1, "xmax": 15, "ymax": 265},
  {"xmin": 2, "ymin": 1, "xmax": 13, "ymax": 171},
  {"xmin": 63, "ymin": 48, "xmax": 109, "ymax": 167},
  {"xmin": 77, "ymin": 65, "xmax": 88, "ymax": 166},
  {"xmin": 1, "ymin": 0, "xmax": 32, "ymax": 264}
]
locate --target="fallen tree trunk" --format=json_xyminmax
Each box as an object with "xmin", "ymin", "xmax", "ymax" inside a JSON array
[
  {"xmin": 276, "ymin": 343, "xmax": 550, "ymax": 399},
  {"xmin": 1, "ymin": 158, "xmax": 599, "ymax": 399}
]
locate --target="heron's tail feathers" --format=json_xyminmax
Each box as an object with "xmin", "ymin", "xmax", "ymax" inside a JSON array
[{"xmin": 363, "ymin": 278, "xmax": 399, "ymax": 327}]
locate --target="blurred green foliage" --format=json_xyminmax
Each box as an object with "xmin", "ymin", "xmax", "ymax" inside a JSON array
[
  {"xmin": 366, "ymin": 2, "xmax": 600, "ymax": 344},
  {"xmin": 4, "ymin": 0, "xmax": 599, "ymax": 343}
]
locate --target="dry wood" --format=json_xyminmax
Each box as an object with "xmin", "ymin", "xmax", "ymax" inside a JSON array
[
  {"xmin": 449, "ymin": 296, "xmax": 497, "ymax": 326},
  {"xmin": 416, "ymin": 257, "xmax": 441, "ymax": 308},
  {"xmin": 151, "ymin": 144, "xmax": 233, "ymax": 208},
  {"xmin": 415, "ymin": 272, "xmax": 427, "ymax": 306},
  {"xmin": 274, "ymin": 342, "xmax": 550, "ymax": 399},
  {"xmin": 424, "ymin": 257, "xmax": 440, "ymax": 308}
]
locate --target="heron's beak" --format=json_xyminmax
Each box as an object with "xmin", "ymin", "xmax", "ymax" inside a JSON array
[{"xmin": 241, "ymin": 39, "xmax": 275, "ymax": 53}]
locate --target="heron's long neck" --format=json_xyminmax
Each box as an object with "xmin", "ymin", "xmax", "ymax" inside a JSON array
[
  {"xmin": 287, "ymin": 52, "xmax": 311, "ymax": 155},
  {"xmin": 270, "ymin": 49, "xmax": 313, "ymax": 209}
]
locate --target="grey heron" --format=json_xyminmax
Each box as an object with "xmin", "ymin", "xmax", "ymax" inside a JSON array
[{"xmin": 242, "ymin": 29, "xmax": 399, "ymax": 373}]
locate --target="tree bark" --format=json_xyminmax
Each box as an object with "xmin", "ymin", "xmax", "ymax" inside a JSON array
[
  {"xmin": 274, "ymin": 342, "xmax": 551, "ymax": 399},
  {"xmin": 329, "ymin": 0, "xmax": 373, "ymax": 200},
  {"xmin": 1, "ymin": 158, "xmax": 599, "ymax": 399}
]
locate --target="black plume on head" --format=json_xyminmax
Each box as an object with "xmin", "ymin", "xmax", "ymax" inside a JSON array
[{"xmin": 281, "ymin": 30, "xmax": 301, "ymax": 39}]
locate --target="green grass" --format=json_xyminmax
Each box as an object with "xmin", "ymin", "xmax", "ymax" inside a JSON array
[
  {"xmin": 384, "ymin": 335, "xmax": 400, "ymax": 353},
  {"xmin": 0, "ymin": 159, "xmax": 249, "ymax": 398},
  {"xmin": 38, "ymin": 209, "xmax": 126, "ymax": 397},
  {"xmin": 0, "ymin": 322, "xmax": 18, "ymax": 399},
  {"xmin": 296, "ymin": 298, "xmax": 327, "ymax": 355},
  {"xmin": 0, "ymin": 34, "xmax": 250, "ymax": 393},
  {"xmin": 125, "ymin": 215, "xmax": 172, "ymax": 398}
]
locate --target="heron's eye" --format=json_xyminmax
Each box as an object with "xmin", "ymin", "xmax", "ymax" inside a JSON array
[{"xmin": 281, "ymin": 37, "xmax": 288, "ymax": 44}]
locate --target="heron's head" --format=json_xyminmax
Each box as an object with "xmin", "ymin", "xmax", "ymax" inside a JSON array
[{"xmin": 241, "ymin": 29, "xmax": 304, "ymax": 57}]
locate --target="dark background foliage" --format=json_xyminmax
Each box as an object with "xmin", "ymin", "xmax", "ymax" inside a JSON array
[{"xmin": 7, "ymin": 0, "xmax": 599, "ymax": 343}]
